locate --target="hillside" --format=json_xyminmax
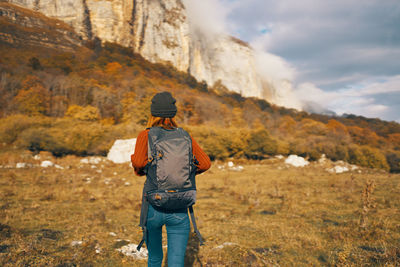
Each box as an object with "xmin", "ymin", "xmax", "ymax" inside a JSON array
[
  {"xmin": 3, "ymin": 0, "xmax": 285, "ymax": 105},
  {"xmin": 0, "ymin": 3, "xmax": 399, "ymax": 173}
]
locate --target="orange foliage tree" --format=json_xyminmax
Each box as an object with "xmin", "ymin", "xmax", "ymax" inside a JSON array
[
  {"xmin": 388, "ymin": 133, "xmax": 400, "ymax": 150},
  {"xmin": 326, "ymin": 119, "xmax": 350, "ymax": 142},
  {"xmin": 298, "ymin": 118, "xmax": 328, "ymax": 136},
  {"xmin": 13, "ymin": 76, "xmax": 49, "ymax": 115},
  {"xmin": 348, "ymin": 126, "xmax": 381, "ymax": 147}
]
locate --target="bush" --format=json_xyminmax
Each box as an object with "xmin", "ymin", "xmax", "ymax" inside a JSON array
[
  {"xmin": 245, "ymin": 128, "xmax": 277, "ymax": 159},
  {"xmin": 188, "ymin": 126, "xmax": 229, "ymax": 160},
  {"xmin": 386, "ymin": 152, "xmax": 400, "ymax": 173},
  {"xmin": 17, "ymin": 127, "xmax": 65, "ymax": 155},
  {"xmin": 276, "ymin": 140, "xmax": 290, "ymax": 156},
  {"xmin": 360, "ymin": 146, "xmax": 390, "ymax": 170},
  {"xmin": 0, "ymin": 115, "xmax": 51, "ymax": 144},
  {"xmin": 320, "ymin": 143, "xmax": 348, "ymax": 162},
  {"xmin": 65, "ymin": 105, "xmax": 100, "ymax": 121},
  {"xmin": 14, "ymin": 117, "xmax": 121, "ymax": 156},
  {"xmin": 348, "ymin": 145, "xmax": 389, "ymax": 170},
  {"xmin": 288, "ymin": 140, "xmax": 321, "ymax": 161},
  {"xmin": 187, "ymin": 126, "xmax": 250, "ymax": 160},
  {"xmin": 348, "ymin": 145, "xmax": 367, "ymax": 167}
]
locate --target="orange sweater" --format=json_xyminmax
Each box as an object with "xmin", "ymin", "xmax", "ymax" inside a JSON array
[{"xmin": 131, "ymin": 129, "xmax": 211, "ymax": 176}]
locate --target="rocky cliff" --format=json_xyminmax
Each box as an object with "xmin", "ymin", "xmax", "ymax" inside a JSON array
[
  {"xmin": 3, "ymin": 0, "xmax": 299, "ymax": 108},
  {"xmin": 0, "ymin": 2, "xmax": 82, "ymax": 51}
]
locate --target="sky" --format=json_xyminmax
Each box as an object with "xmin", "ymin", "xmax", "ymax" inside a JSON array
[{"xmin": 185, "ymin": 0, "xmax": 400, "ymax": 122}]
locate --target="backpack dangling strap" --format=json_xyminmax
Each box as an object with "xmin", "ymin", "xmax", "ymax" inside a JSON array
[
  {"xmin": 137, "ymin": 227, "xmax": 146, "ymax": 251},
  {"xmin": 137, "ymin": 192, "xmax": 149, "ymax": 251},
  {"xmin": 188, "ymin": 205, "xmax": 204, "ymax": 246}
]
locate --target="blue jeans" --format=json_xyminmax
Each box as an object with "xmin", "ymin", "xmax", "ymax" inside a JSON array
[{"xmin": 146, "ymin": 204, "xmax": 190, "ymax": 267}]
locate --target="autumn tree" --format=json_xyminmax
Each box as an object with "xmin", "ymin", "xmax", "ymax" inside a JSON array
[
  {"xmin": 298, "ymin": 118, "xmax": 328, "ymax": 136},
  {"xmin": 388, "ymin": 133, "xmax": 400, "ymax": 150},
  {"xmin": 278, "ymin": 115, "xmax": 296, "ymax": 136},
  {"xmin": 348, "ymin": 126, "xmax": 380, "ymax": 147},
  {"xmin": 326, "ymin": 119, "xmax": 350, "ymax": 142},
  {"xmin": 13, "ymin": 76, "xmax": 49, "ymax": 115}
]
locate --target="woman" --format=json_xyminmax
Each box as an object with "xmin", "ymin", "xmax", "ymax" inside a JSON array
[{"xmin": 131, "ymin": 91, "xmax": 211, "ymax": 267}]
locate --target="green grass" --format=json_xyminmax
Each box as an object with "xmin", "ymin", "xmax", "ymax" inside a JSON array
[{"xmin": 0, "ymin": 151, "xmax": 399, "ymax": 266}]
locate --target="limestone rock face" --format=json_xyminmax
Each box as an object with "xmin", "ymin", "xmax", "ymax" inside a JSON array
[
  {"xmin": 189, "ymin": 35, "xmax": 264, "ymax": 98},
  {"xmin": 0, "ymin": 2, "xmax": 82, "ymax": 50},
  {"xmin": 130, "ymin": 0, "xmax": 190, "ymax": 72},
  {"xmin": 6, "ymin": 0, "xmax": 90, "ymax": 37},
  {"xmin": 4, "ymin": 0, "xmax": 298, "ymax": 107}
]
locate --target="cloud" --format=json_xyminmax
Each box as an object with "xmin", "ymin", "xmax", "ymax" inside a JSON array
[
  {"xmin": 225, "ymin": 0, "xmax": 400, "ymax": 89},
  {"xmin": 222, "ymin": 0, "xmax": 400, "ymax": 121},
  {"xmin": 294, "ymin": 77, "xmax": 400, "ymax": 122},
  {"xmin": 182, "ymin": 0, "xmax": 231, "ymax": 37},
  {"xmin": 344, "ymin": 75, "xmax": 400, "ymax": 96},
  {"xmin": 182, "ymin": 0, "xmax": 400, "ymax": 122}
]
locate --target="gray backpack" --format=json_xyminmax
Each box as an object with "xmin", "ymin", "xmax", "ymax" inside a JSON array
[
  {"xmin": 145, "ymin": 126, "xmax": 197, "ymax": 210},
  {"xmin": 137, "ymin": 126, "xmax": 204, "ymax": 251}
]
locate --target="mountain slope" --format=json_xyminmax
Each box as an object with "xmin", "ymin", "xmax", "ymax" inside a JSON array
[
  {"xmin": 0, "ymin": 2, "xmax": 81, "ymax": 51},
  {"xmin": 3, "ymin": 0, "xmax": 301, "ymax": 109}
]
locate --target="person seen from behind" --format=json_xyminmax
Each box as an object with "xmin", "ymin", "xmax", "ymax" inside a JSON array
[{"xmin": 131, "ymin": 91, "xmax": 211, "ymax": 267}]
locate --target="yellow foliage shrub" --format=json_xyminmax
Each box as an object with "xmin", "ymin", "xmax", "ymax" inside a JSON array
[
  {"xmin": 245, "ymin": 128, "xmax": 277, "ymax": 159},
  {"xmin": 348, "ymin": 145, "xmax": 389, "ymax": 170},
  {"xmin": 0, "ymin": 115, "xmax": 51, "ymax": 144},
  {"xmin": 65, "ymin": 105, "xmax": 100, "ymax": 121},
  {"xmin": 360, "ymin": 146, "xmax": 390, "ymax": 170}
]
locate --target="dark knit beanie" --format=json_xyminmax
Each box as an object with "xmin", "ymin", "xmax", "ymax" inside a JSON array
[{"xmin": 150, "ymin": 91, "xmax": 177, "ymax": 118}]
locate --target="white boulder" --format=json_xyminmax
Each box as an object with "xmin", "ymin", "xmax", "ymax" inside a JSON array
[
  {"xmin": 117, "ymin": 243, "xmax": 148, "ymax": 260},
  {"xmin": 318, "ymin": 154, "xmax": 327, "ymax": 164},
  {"xmin": 107, "ymin": 138, "xmax": 136, "ymax": 164},
  {"xmin": 70, "ymin": 240, "xmax": 83, "ymax": 246},
  {"xmin": 55, "ymin": 164, "xmax": 64, "ymax": 169},
  {"xmin": 41, "ymin": 161, "xmax": 54, "ymax": 168},
  {"xmin": 285, "ymin": 155, "xmax": 309, "ymax": 167},
  {"xmin": 327, "ymin": 165, "xmax": 349, "ymax": 174},
  {"xmin": 16, "ymin": 162, "xmax": 27, "ymax": 168}
]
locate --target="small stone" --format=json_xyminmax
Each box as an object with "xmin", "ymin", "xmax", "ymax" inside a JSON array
[
  {"xmin": 214, "ymin": 242, "xmax": 238, "ymax": 250},
  {"xmin": 70, "ymin": 240, "xmax": 83, "ymax": 246},
  {"xmin": 16, "ymin": 162, "xmax": 27, "ymax": 168},
  {"xmin": 41, "ymin": 161, "xmax": 54, "ymax": 168},
  {"xmin": 80, "ymin": 158, "xmax": 89, "ymax": 164}
]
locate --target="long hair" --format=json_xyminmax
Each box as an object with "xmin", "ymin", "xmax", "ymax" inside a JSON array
[{"xmin": 146, "ymin": 115, "xmax": 178, "ymax": 129}]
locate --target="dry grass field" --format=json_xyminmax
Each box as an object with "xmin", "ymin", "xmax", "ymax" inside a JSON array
[{"xmin": 0, "ymin": 150, "xmax": 399, "ymax": 266}]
